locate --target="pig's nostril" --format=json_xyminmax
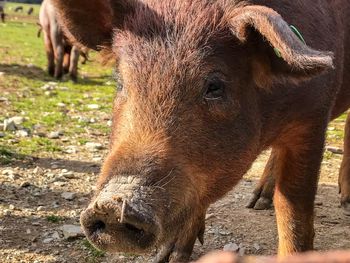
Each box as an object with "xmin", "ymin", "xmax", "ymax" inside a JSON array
[
  {"xmin": 124, "ymin": 223, "xmax": 144, "ymax": 235},
  {"xmin": 91, "ymin": 220, "xmax": 106, "ymax": 233}
]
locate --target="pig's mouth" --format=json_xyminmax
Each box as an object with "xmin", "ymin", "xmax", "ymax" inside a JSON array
[{"xmin": 80, "ymin": 205, "xmax": 159, "ymax": 253}]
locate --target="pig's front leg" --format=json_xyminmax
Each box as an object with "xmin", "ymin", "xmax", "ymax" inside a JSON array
[{"xmin": 273, "ymin": 125, "xmax": 326, "ymax": 255}]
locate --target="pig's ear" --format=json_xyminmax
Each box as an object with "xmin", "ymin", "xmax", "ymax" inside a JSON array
[
  {"xmin": 51, "ymin": 0, "xmax": 135, "ymax": 50},
  {"xmin": 226, "ymin": 5, "xmax": 334, "ymax": 88}
]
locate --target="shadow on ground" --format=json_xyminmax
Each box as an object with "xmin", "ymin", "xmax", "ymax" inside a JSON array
[
  {"xmin": 0, "ymin": 147, "xmax": 100, "ymax": 174},
  {"xmin": 0, "ymin": 63, "xmax": 49, "ymax": 81}
]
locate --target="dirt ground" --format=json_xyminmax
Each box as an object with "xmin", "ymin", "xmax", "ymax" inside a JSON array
[{"xmin": 1, "ymin": 148, "xmax": 349, "ymax": 263}]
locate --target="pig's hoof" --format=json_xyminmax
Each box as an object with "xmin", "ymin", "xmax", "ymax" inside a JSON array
[
  {"xmin": 342, "ymin": 201, "xmax": 350, "ymax": 216},
  {"xmin": 246, "ymin": 194, "xmax": 272, "ymax": 210}
]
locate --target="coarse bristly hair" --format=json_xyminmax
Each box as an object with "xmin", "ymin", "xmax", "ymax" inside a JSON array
[{"xmin": 107, "ymin": 0, "xmax": 246, "ymax": 62}]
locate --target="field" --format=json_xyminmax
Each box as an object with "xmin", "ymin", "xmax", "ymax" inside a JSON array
[{"xmin": 0, "ymin": 3, "xmax": 349, "ymax": 263}]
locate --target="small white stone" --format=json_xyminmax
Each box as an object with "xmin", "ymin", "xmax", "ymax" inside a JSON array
[
  {"xmin": 223, "ymin": 243, "xmax": 239, "ymax": 252},
  {"xmin": 77, "ymin": 116, "xmax": 89, "ymax": 123},
  {"xmin": 48, "ymin": 131, "xmax": 61, "ymax": 139},
  {"xmin": 85, "ymin": 142, "xmax": 104, "ymax": 152},
  {"xmin": 3, "ymin": 120, "xmax": 16, "ymax": 131},
  {"xmin": 52, "ymin": 231, "xmax": 60, "ymax": 240},
  {"xmin": 61, "ymin": 224, "xmax": 83, "ymax": 239},
  {"xmin": 9, "ymin": 116, "xmax": 25, "ymax": 125},
  {"xmin": 61, "ymin": 192, "xmax": 76, "ymax": 201},
  {"xmin": 43, "ymin": 237, "xmax": 53, "ymax": 244},
  {"xmin": 37, "ymin": 206, "xmax": 44, "ymax": 211},
  {"xmin": 57, "ymin": 102, "xmax": 66, "ymax": 108},
  {"xmin": 16, "ymin": 129, "xmax": 29, "ymax": 137},
  {"xmin": 41, "ymin": 82, "xmax": 57, "ymax": 91},
  {"xmin": 64, "ymin": 146, "xmax": 77, "ymax": 154},
  {"xmin": 87, "ymin": 104, "xmax": 100, "ymax": 110}
]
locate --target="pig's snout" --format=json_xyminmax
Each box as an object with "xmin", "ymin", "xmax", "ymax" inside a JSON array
[{"xmin": 80, "ymin": 180, "xmax": 159, "ymax": 253}]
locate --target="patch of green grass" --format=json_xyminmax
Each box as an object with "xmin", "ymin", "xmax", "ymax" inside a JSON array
[
  {"xmin": 14, "ymin": 137, "xmax": 62, "ymax": 155},
  {"xmin": 0, "ymin": 145, "xmax": 18, "ymax": 165},
  {"xmin": 46, "ymin": 215, "xmax": 63, "ymax": 223},
  {"xmin": 5, "ymin": 2, "xmax": 41, "ymax": 17},
  {"xmin": 0, "ymin": 15, "xmax": 115, "ymax": 157},
  {"xmin": 78, "ymin": 138, "xmax": 89, "ymax": 145},
  {"xmin": 323, "ymin": 150, "xmax": 333, "ymax": 161},
  {"xmin": 81, "ymin": 239, "xmax": 105, "ymax": 259}
]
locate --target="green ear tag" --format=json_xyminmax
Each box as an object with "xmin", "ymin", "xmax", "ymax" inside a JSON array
[
  {"xmin": 290, "ymin": 25, "xmax": 306, "ymax": 45},
  {"xmin": 274, "ymin": 25, "xmax": 306, "ymax": 57}
]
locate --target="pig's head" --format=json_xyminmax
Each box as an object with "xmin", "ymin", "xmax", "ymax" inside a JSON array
[{"xmin": 52, "ymin": 0, "xmax": 333, "ymax": 261}]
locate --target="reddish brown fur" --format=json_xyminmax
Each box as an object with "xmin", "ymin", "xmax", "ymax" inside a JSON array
[{"xmin": 52, "ymin": 0, "xmax": 350, "ymax": 262}]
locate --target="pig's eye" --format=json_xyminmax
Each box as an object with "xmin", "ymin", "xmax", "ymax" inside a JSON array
[{"xmin": 204, "ymin": 77, "xmax": 225, "ymax": 101}]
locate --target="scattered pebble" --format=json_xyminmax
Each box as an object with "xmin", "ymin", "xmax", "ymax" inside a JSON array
[
  {"xmin": 16, "ymin": 129, "xmax": 30, "ymax": 137},
  {"xmin": 9, "ymin": 116, "xmax": 25, "ymax": 125},
  {"xmin": 85, "ymin": 142, "xmax": 104, "ymax": 152},
  {"xmin": 77, "ymin": 116, "xmax": 89, "ymax": 123},
  {"xmin": 61, "ymin": 192, "xmax": 76, "ymax": 201},
  {"xmin": 64, "ymin": 146, "xmax": 77, "ymax": 154},
  {"xmin": 48, "ymin": 131, "xmax": 61, "ymax": 139},
  {"xmin": 41, "ymin": 82, "xmax": 57, "ymax": 91},
  {"xmin": 61, "ymin": 224, "xmax": 84, "ymax": 239},
  {"xmin": 87, "ymin": 104, "xmax": 100, "ymax": 110},
  {"xmin": 42, "ymin": 237, "xmax": 54, "ymax": 244},
  {"xmin": 52, "ymin": 231, "xmax": 61, "ymax": 240},
  {"xmin": 61, "ymin": 171, "xmax": 75, "ymax": 179},
  {"xmin": 57, "ymin": 102, "xmax": 67, "ymax": 108},
  {"xmin": 326, "ymin": 146, "xmax": 343, "ymax": 154},
  {"xmin": 205, "ymin": 213, "xmax": 215, "ymax": 220},
  {"xmin": 223, "ymin": 243, "xmax": 239, "ymax": 252},
  {"xmin": 3, "ymin": 119, "xmax": 16, "ymax": 131},
  {"xmin": 44, "ymin": 91, "xmax": 56, "ymax": 97}
]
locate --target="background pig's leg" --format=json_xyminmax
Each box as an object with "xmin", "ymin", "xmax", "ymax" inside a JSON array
[
  {"xmin": 69, "ymin": 46, "xmax": 80, "ymax": 82},
  {"xmin": 247, "ymin": 150, "xmax": 276, "ymax": 210},
  {"xmin": 50, "ymin": 22, "xmax": 64, "ymax": 80},
  {"xmin": 63, "ymin": 47, "xmax": 71, "ymax": 74},
  {"xmin": 273, "ymin": 127, "xmax": 325, "ymax": 256},
  {"xmin": 339, "ymin": 112, "xmax": 350, "ymax": 216}
]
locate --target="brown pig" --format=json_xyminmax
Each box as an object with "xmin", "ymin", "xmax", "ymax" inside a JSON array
[
  {"xmin": 39, "ymin": 0, "xmax": 81, "ymax": 81},
  {"xmin": 51, "ymin": 0, "xmax": 350, "ymax": 262}
]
